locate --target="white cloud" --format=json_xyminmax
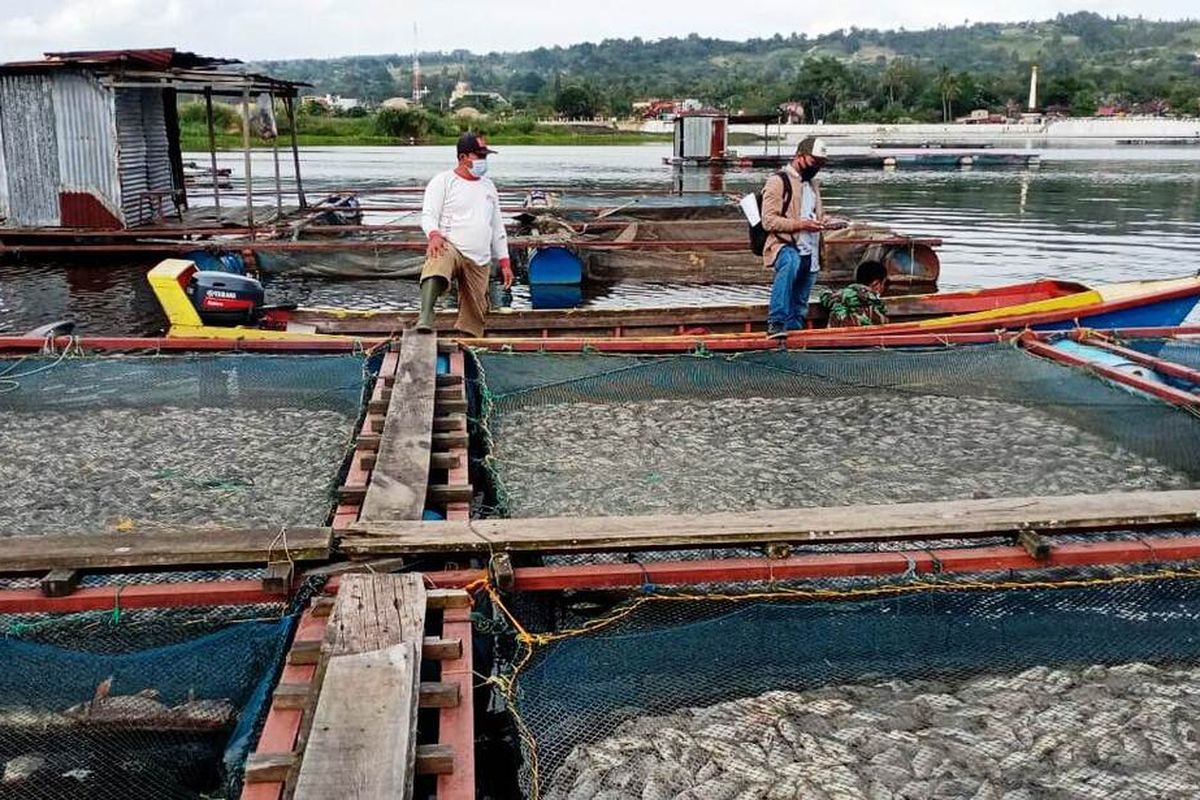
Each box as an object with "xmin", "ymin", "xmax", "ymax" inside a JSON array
[{"xmin": 0, "ymin": 0, "xmax": 1195, "ymax": 61}]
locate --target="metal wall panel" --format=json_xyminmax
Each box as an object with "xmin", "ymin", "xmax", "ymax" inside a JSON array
[
  {"xmin": 51, "ymin": 71, "xmax": 121, "ymax": 223},
  {"xmin": 115, "ymin": 88, "xmax": 150, "ymax": 225},
  {"xmin": 681, "ymin": 116, "xmax": 714, "ymax": 159},
  {"xmin": 116, "ymin": 88, "xmax": 177, "ymax": 226},
  {"xmin": 0, "ymin": 74, "xmax": 60, "ymax": 226},
  {"xmin": 0, "ymin": 102, "xmax": 8, "ymax": 220},
  {"xmin": 140, "ymin": 88, "xmax": 177, "ymax": 216}
]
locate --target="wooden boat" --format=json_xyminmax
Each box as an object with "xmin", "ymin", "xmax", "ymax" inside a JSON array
[
  {"xmin": 567, "ymin": 219, "xmax": 940, "ymax": 292},
  {"xmin": 146, "ymin": 259, "xmax": 1200, "ymax": 345}
]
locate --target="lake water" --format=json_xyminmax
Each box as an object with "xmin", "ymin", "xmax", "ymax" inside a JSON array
[{"xmin": 2, "ymin": 144, "xmax": 1199, "ymax": 335}]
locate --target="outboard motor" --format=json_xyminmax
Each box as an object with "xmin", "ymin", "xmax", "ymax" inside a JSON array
[{"xmin": 185, "ymin": 271, "xmax": 265, "ymax": 326}]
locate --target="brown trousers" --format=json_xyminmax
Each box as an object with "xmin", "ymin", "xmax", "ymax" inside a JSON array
[{"xmin": 420, "ymin": 242, "xmax": 491, "ymax": 337}]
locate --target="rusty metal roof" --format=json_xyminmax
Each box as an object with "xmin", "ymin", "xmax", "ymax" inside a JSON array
[{"xmin": 0, "ymin": 48, "xmax": 308, "ymax": 95}]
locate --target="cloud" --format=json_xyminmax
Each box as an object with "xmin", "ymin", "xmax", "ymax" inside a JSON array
[{"xmin": 0, "ymin": 0, "xmax": 1195, "ymax": 61}]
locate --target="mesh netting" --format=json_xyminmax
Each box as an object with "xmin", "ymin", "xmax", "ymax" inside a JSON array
[
  {"xmin": 1125, "ymin": 336, "xmax": 1200, "ymax": 375},
  {"xmin": 0, "ymin": 353, "xmax": 372, "ymax": 535},
  {"xmin": 471, "ymin": 344, "xmax": 1200, "ymax": 518},
  {"xmin": 0, "ymin": 601, "xmax": 294, "ymax": 799},
  {"xmin": 490, "ymin": 565, "xmax": 1200, "ymax": 800}
]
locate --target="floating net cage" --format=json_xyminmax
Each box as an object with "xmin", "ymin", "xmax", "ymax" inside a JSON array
[
  {"xmin": 484, "ymin": 560, "xmax": 1200, "ymax": 800},
  {"xmin": 0, "ymin": 352, "xmax": 375, "ymax": 535},
  {"xmin": 0, "ymin": 595, "xmax": 301, "ymax": 799},
  {"xmin": 468, "ymin": 343, "xmax": 1200, "ymax": 520}
]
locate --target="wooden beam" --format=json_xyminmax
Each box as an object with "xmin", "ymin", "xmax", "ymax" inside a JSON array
[
  {"xmin": 0, "ymin": 527, "xmax": 331, "ymax": 575},
  {"xmin": 418, "ymin": 681, "xmax": 461, "ymax": 709},
  {"xmin": 361, "ymin": 328, "xmax": 438, "ymax": 522},
  {"xmin": 426, "ymin": 588, "xmax": 471, "ymax": 609},
  {"xmin": 245, "ymin": 753, "xmax": 297, "ymax": 784},
  {"xmin": 427, "ymin": 484, "xmax": 473, "ymax": 505},
  {"xmin": 323, "ymin": 573, "xmax": 427, "ymax": 657},
  {"xmin": 272, "ymin": 682, "xmax": 314, "ymax": 710},
  {"xmin": 287, "ymin": 639, "xmax": 322, "ymax": 666},
  {"xmin": 292, "ymin": 643, "xmax": 421, "ymax": 799},
  {"xmin": 422, "ymin": 636, "xmax": 463, "ymax": 661},
  {"xmin": 343, "ymin": 490, "xmax": 1200, "ymax": 554},
  {"xmin": 415, "ymin": 744, "xmax": 455, "ymax": 776},
  {"xmin": 39, "ymin": 569, "xmax": 81, "ymax": 598},
  {"xmin": 294, "ymin": 574, "xmax": 428, "ymax": 800},
  {"xmin": 262, "ymin": 561, "xmax": 294, "ymax": 594}
]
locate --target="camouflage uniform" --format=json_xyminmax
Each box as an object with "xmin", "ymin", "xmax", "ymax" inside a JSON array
[{"xmin": 818, "ymin": 284, "xmax": 889, "ymax": 327}]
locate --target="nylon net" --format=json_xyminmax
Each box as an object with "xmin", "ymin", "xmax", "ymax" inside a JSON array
[
  {"xmin": 1125, "ymin": 336, "xmax": 1200, "ymax": 375},
  {"xmin": 470, "ymin": 343, "xmax": 1200, "ymax": 519},
  {"xmin": 0, "ymin": 598, "xmax": 297, "ymax": 799},
  {"xmin": 0, "ymin": 353, "xmax": 372, "ymax": 535},
  {"xmin": 486, "ymin": 562, "xmax": 1200, "ymax": 800}
]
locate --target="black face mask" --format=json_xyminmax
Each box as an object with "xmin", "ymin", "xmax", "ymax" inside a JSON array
[{"xmin": 800, "ymin": 164, "xmax": 821, "ymax": 182}]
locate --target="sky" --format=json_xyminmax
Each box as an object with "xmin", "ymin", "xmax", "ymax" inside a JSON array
[{"xmin": 0, "ymin": 0, "xmax": 1196, "ymax": 62}]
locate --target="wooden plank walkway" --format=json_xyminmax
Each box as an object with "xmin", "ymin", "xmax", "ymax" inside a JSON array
[
  {"xmin": 0, "ymin": 527, "xmax": 331, "ymax": 574},
  {"xmin": 292, "ymin": 573, "xmax": 427, "ymax": 799},
  {"xmin": 343, "ymin": 490, "xmax": 1200, "ymax": 554},
  {"xmin": 360, "ymin": 329, "xmax": 438, "ymax": 522}
]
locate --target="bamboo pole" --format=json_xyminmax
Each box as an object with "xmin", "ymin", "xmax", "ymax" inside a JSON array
[
  {"xmin": 271, "ymin": 92, "xmax": 283, "ymax": 219},
  {"xmin": 285, "ymin": 95, "xmax": 307, "ymax": 208},
  {"xmin": 241, "ymin": 86, "xmax": 256, "ymax": 236},
  {"xmin": 204, "ymin": 88, "xmax": 222, "ymax": 217}
]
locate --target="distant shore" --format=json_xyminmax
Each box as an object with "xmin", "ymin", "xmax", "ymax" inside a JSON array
[{"xmin": 179, "ymin": 129, "xmax": 673, "ymax": 150}]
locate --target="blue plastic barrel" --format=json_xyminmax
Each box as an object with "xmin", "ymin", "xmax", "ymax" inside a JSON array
[
  {"xmin": 183, "ymin": 250, "xmax": 245, "ymax": 275},
  {"xmin": 528, "ymin": 247, "xmax": 583, "ymax": 285},
  {"xmin": 530, "ymin": 283, "xmax": 583, "ymax": 309}
]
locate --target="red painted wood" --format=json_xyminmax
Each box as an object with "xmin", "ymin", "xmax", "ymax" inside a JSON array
[
  {"xmin": 59, "ymin": 191, "xmax": 122, "ymax": 229},
  {"xmin": 417, "ymin": 535, "xmax": 1200, "ymax": 591},
  {"xmin": 437, "ymin": 605, "xmax": 476, "ymax": 798},
  {"xmin": 0, "ymin": 581, "xmax": 276, "ymax": 614},
  {"xmin": 1021, "ymin": 334, "xmax": 1200, "ymax": 407}
]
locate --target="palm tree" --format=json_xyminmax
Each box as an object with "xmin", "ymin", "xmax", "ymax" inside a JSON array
[{"xmin": 937, "ymin": 66, "xmax": 961, "ymax": 122}]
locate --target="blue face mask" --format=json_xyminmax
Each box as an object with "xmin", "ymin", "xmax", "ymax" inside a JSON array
[{"xmin": 469, "ymin": 158, "xmax": 489, "ymax": 178}]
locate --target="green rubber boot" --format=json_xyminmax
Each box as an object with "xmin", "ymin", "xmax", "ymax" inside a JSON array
[{"xmin": 415, "ymin": 277, "xmax": 447, "ymax": 333}]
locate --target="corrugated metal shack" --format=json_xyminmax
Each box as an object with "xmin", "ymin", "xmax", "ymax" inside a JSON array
[{"xmin": 0, "ymin": 49, "xmax": 305, "ymax": 231}]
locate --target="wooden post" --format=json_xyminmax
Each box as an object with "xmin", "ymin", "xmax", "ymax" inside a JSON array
[
  {"xmin": 204, "ymin": 88, "xmax": 222, "ymax": 217},
  {"xmin": 270, "ymin": 91, "xmax": 283, "ymax": 219},
  {"xmin": 241, "ymin": 85, "xmax": 256, "ymax": 235},
  {"xmin": 285, "ymin": 95, "xmax": 307, "ymax": 208}
]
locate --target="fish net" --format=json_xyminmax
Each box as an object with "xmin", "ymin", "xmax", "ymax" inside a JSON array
[
  {"xmin": 469, "ymin": 343, "xmax": 1200, "ymax": 519},
  {"xmin": 0, "ymin": 352, "xmax": 373, "ymax": 535},
  {"xmin": 485, "ymin": 561, "xmax": 1200, "ymax": 800},
  {"xmin": 0, "ymin": 596, "xmax": 298, "ymax": 799},
  {"xmin": 1124, "ymin": 336, "xmax": 1200, "ymax": 376}
]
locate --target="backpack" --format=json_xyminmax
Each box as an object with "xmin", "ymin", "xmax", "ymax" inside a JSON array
[{"xmin": 747, "ymin": 171, "xmax": 794, "ymax": 256}]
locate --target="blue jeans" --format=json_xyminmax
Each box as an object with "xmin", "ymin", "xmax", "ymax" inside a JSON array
[{"xmin": 768, "ymin": 247, "xmax": 817, "ymax": 330}]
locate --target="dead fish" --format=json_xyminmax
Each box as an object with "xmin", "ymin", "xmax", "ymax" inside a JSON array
[{"xmin": 2, "ymin": 754, "xmax": 45, "ymax": 784}]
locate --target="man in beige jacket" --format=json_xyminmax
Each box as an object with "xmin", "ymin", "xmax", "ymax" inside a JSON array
[{"xmin": 761, "ymin": 136, "xmax": 841, "ymax": 338}]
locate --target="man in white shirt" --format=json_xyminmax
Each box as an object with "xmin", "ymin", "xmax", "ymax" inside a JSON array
[{"xmin": 416, "ymin": 132, "xmax": 514, "ymax": 336}]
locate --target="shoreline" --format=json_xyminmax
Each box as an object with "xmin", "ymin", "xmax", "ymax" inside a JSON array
[{"xmin": 179, "ymin": 132, "xmax": 673, "ymax": 150}]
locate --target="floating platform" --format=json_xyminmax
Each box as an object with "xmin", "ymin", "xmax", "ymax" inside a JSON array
[{"xmin": 665, "ymin": 151, "xmax": 1042, "ymax": 169}]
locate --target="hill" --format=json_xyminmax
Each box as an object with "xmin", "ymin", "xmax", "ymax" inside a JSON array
[{"xmin": 250, "ymin": 12, "xmax": 1200, "ymax": 122}]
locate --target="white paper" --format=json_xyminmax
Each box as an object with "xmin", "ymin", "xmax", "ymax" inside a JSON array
[{"xmin": 739, "ymin": 193, "xmax": 761, "ymax": 226}]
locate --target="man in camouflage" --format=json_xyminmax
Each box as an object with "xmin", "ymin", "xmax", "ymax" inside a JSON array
[{"xmin": 820, "ymin": 260, "xmax": 889, "ymax": 327}]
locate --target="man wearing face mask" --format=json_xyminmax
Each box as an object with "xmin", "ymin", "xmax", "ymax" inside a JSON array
[
  {"xmin": 416, "ymin": 132, "xmax": 514, "ymax": 336},
  {"xmin": 760, "ymin": 136, "xmax": 843, "ymax": 338}
]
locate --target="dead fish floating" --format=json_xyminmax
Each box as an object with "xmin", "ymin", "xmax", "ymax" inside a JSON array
[
  {"xmin": 61, "ymin": 677, "xmax": 239, "ymax": 732},
  {"xmin": 0, "ymin": 678, "xmax": 238, "ymax": 733},
  {"xmin": 544, "ymin": 663, "xmax": 1200, "ymax": 800}
]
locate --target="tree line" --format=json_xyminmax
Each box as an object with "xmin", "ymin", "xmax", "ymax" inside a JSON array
[{"xmin": 249, "ymin": 12, "xmax": 1200, "ymax": 123}]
